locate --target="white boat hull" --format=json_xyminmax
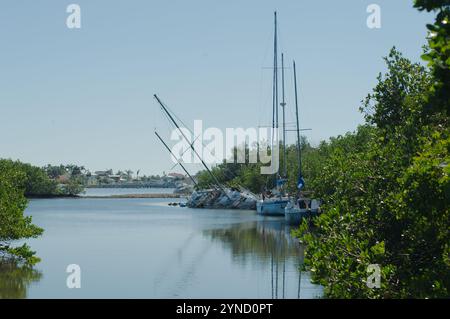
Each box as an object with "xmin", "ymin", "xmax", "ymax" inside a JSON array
[
  {"xmin": 284, "ymin": 199, "xmax": 321, "ymax": 225},
  {"xmin": 256, "ymin": 199, "xmax": 289, "ymax": 216}
]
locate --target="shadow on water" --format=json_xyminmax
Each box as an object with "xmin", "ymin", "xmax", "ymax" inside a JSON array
[
  {"xmin": 0, "ymin": 258, "xmax": 42, "ymax": 299},
  {"xmin": 203, "ymin": 220, "xmax": 312, "ymax": 299}
]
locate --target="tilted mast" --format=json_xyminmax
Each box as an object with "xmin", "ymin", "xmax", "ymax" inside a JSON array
[
  {"xmin": 153, "ymin": 94, "xmax": 230, "ymax": 198},
  {"xmin": 154, "ymin": 130, "xmax": 198, "ymax": 187}
]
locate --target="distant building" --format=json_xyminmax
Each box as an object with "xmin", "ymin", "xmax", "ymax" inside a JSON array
[
  {"xmin": 87, "ymin": 175, "xmax": 98, "ymax": 186},
  {"xmin": 95, "ymin": 170, "xmax": 113, "ymax": 177},
  {"xmin": 168, "ymin": 172, "xmax": 185, "ymax": 179},
  {"xmin": 109, "ymin": 175, "xmax": 127, "ymax": 183}
]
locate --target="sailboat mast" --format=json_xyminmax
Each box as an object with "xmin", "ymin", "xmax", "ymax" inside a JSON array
[
  {"xmin": 293, "ymin": 60, "xmax": 302, "ymax": 178},
  {"xmin": 274, "ymin": 12, "xmax": 279, "ymax": 135},
  {"xmin": 271, "ymin": 11, "xmax": 279, "ymax": 177},
  {"xmin": 153, "ymin": 94, "xmax": 230, "ymax": 198},
  {"xmin": 281, "ymin": 53, "xmax": 287, "ymax": 178},
  {"xmin": 154, "ymin": 131, "xmax": 198, "ymax": 187}
]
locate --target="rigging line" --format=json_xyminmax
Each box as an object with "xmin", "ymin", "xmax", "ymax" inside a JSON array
[
  {"xmin": 158, "ymin": 101, "xmax": 212, "ymax": 184},
  {"xmin": 257, "ymin": 62, "xmax": 267, "ymax": 132},
  {"xmin": 161, "ymin": 110, "xmax": 204, "ymax": 168},
  {"xmin": 160, "ymin": 109, "xmax": 211, "ymax": 175},
  {"xmin": 258, "ymin": 19, "xmax": 275, "ymax": 130},
  {"xmin": 154, "ymin": 94, "xmax": 230, "ymax": 198},
  {"xmin": 162, "ymin": 102, "xmax": 193, "ymax": 136},
  {"xmin": 179, "ymin": 137, "xmax": 252, "ymax": 191},
  {"xmin": 288, "ymin": 71, "xmax": 301, "ymax": 131},
  {"xmin": 172, "ymin": 134, "xmax": 203, "ymax": 163},
  {"xmin": 293, "ymin": 60, "xmax": 302, "ymax": 178},
  {"xmin": 158, "ymin": 106, "xmax": 173, "ymax": 134},
  {"xmin": 260, "ymin": 19, "xmax": 274, "ymax": 69},
  {"xmin": 154, "ymin": 131, "xmax": 197, "ymax": 187},
  {"xmin": 260, "ymin": 69, "xmax": 272, "ymax": 137},
  {"xmin": 277, "ymin": 18, "xmax": 287, "ymax": 68},
  {"xmin": 160, "ymin": 105, "xmax": 178, "ymax": 133},
  {"xmin": 157, "ymin": 98, "xmax": 259, "ymax": 194},
  {"xmin": 154, "ymin": 96, "xmax": 197, "ymax": 144},
  {"xmin": 159, "ymin": 98, "xmax": 223, "ymax": 164}
]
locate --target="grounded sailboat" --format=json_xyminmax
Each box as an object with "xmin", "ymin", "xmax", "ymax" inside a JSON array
[
  {"xmin": 153, "ymin": 94, "xmax": 258, "ymax": 210},
  {"xmin": 256, "ymin": 11, "xmax": 290, "ymax": 216},
  {"xmin": 284, "ymin": 61, "xmax": 320, "ymax": 225}
]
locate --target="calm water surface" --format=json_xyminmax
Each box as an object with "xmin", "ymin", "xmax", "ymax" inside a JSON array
[
  {"xmin": 1, "ymin": 195, "xmax": 323, "ymax": 299},
  {"xmin": 82, "ymin": 187, "xmax": 175, "ymax": 196}
]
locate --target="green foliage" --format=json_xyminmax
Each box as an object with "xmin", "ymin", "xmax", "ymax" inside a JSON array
[
  {"xmin": 61, "ymin": 176, "xmax": 85, "ymax": 196},
  {"xmin": 2, "ymin": 160, "xmax": 58, "ymax": 196},
  {"xmin": 391, "ymin": 131, "xmax": 449, "ymax": 296},
  {"xmin": 43, "ymin": 164, "xmax": 67, "ymax": 179},
  {"xmin": 414, "ymin": 0, "xmax": 450, "ymax": 116},
  {"xmin": 195, "ymin": 139, "xmax": 322, "ymax": 195},
  {"xmin": 0, "ymin": 160, "xmax": 43, "ymax": 265},
  {"xmin": 43, "ymin": 164, "xmax": 86, "ymax": 196},
  {"xmin": 0, "ymin": 160, "xmax": 86, "ymax": 197},
  {"xmin": 195, "ymin": 145, "xmax": 270, "ymax": 193},
  {"xmin": 295, "ymin": 47, "xmax": 449, "ymax": 298}
]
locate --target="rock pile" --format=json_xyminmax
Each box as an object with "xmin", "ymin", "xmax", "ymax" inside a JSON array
[{"xmin": 187, "ymin": 189, "xmax": 257, "ymax": 210}]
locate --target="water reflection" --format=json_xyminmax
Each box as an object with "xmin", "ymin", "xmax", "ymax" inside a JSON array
[
  {"xmin": 204, "ymin": 220, "xmax": 311, "ymax": 299},
  {"xmin": 17, "ymin": 199, "xmax": 322, "ymax": 298},
  {"xmin": 0, "ymin": 258, "xmax": 42, "ymax": 299}
]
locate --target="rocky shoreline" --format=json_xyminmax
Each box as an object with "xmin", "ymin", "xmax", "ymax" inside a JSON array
[
  {"xmin": 187, "ymin": 189, "xmax": 257, "ymax": 210},
  {"xmin": 83, "ymin": 193, "xmax": 182, "ymax": 199},
  {"xmin": 80, "ymin": 189, "xmax": 258, "ymax": 211}
]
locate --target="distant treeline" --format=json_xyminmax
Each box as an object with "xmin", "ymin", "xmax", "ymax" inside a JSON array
[
  {"xmin": 0, "ymin": 160, "xmax": 85, "ymax": 197},
  {"xmin": 194, "ymin": 133, "xmax": 363, "ymax": 197}
]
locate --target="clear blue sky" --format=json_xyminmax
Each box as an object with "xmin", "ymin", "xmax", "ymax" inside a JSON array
[{"xmin": 0, "ymin": 1, "xmax": 433, "ymax": 175}]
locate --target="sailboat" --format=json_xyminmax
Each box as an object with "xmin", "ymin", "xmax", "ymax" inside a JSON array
[
  {"xmin": 256, "ymin": 11, "xmax": 290, "ymax": 216},
  {"xmin": 284, "ymin": 61, "xmax": 320, "ymax": 224},
  {"xmin": 153, "ymin": 95, "xmax": 258, "ymax": 210}
]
